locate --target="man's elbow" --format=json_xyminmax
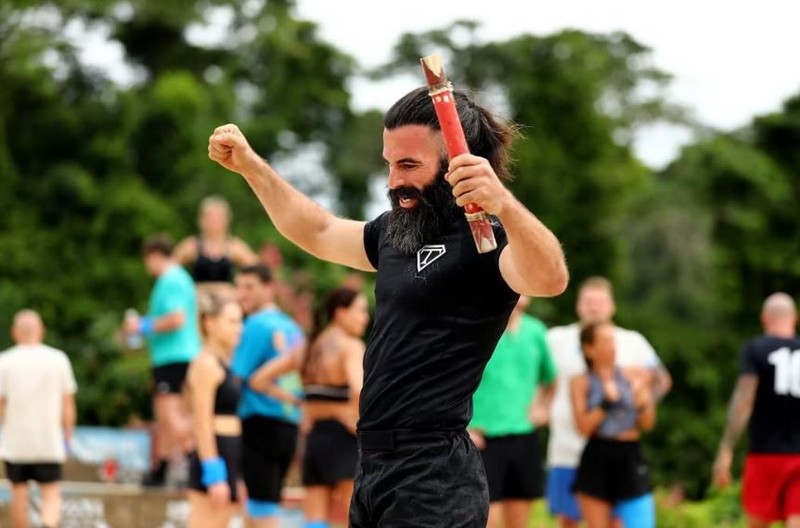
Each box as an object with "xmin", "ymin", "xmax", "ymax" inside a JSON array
[
  {"xmin": 547, "ymin": 268, "xmax": 570, "ymax": 296},
  {"xmin": 531, "ymin": 266, "xmax": 569, "ymax": 297}
]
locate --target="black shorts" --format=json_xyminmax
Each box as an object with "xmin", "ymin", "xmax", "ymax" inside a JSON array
[
  {"xmin": 241, "ymin": 416, "xmax": 298, "ymax": 502},
  {"xmin": 481, "ymin": 430, "xmax": 544, "ymax": 502},
  {"xmin": 303, "ymin": 419, "xmax": 358, "ymax": 486},
  {"xmin": 188, "ymin": 434, "xmax": 241, "ymax": 501},
  {"xmin": 5, "ymin": 462, "xmax": 62, "ymax": 484},
  {"xmin": 152, "ymin": 362, "xmax": 190, "ymax": 394},
  {"xmin": 350, "ymin": 429, "xmax": 489, "ymax": 528},
  {"xmin": 573, "ymin": 437, "xmax": 651, "ymax": 503}
]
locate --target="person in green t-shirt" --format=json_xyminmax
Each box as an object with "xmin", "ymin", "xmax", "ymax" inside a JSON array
[
  {"xmin": 123, "ymin": 234, "xmax": 202, "ymax": 487},
  {"xmin": 469, "ymin": 295, "xmax": 557, "ymax": 528}
]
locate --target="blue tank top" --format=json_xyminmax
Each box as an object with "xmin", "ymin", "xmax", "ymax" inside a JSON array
[{"xmin": 587, "ymin": 368, "xmax": 638, "ymax": 438}]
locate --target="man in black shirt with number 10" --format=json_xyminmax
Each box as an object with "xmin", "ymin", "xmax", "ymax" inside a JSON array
[
  {"xmin": 208, "ymin": 86, "xmax": 568, "ymax": 527},
  {"xmin": 714, "ymin": 292, "xmax": 800, "ymax": 528}
]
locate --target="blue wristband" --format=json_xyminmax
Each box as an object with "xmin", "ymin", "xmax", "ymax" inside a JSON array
[
  {"xmin": 139, "ymin": 316, "xmax": 155, "ymax": 336},
  {"xmin": 201, "ymin": 457, "xmax": 228, "ymax": 486}
]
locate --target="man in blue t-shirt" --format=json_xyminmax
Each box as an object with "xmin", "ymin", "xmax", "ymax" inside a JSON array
[
  {"xmin": 233, "ymin": 264, "xmax": 305, "ymax": 527},
  {"xmin": 124, "ymin": 233, "xmax": 201, "ymax": 486}
]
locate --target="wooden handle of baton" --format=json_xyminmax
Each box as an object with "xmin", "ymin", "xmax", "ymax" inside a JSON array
[{"xmin": 420, "ymin": 54, "xmax": 497, "ymax": 253}]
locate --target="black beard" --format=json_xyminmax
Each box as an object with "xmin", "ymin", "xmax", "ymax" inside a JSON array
[{"xmin": 385, "ymin": 173, "xmax": 462, "ymax": 255}]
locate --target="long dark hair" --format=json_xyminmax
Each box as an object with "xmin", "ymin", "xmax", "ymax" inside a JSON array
[
  {"xmin": 579, "ymin": 321, "xmax": 607, "ymax": 370},
  {"xmin": 301, "ymin": 287, "xmax": 361, "ymax": 379},
  {"xmin": 383, "ymin": 86, "xmax": 519, "ymax": 182}
]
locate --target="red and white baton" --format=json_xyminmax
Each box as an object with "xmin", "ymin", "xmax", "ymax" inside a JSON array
[{"xmin": 419, "ymin": 54, "xmax": 497, "ymax": 254}]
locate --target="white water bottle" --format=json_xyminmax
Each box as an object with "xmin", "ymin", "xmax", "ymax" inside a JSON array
[{"xmin": 124, "ymin": 308, "xmax": 144, "ymax": 350}]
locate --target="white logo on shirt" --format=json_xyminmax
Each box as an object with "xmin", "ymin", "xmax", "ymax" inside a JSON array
[{"xmin": 416, "ymin": 245, "xmax": 446, "ymax": 272}]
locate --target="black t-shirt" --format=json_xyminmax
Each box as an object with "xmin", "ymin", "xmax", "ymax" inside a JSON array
[
  {"xmin": 360, "ymin": 212, "xmax": 519, "ymax": 431},
  {"xmin": 741, "ymin": 334, "xmax": 800, "ymax": 453}
]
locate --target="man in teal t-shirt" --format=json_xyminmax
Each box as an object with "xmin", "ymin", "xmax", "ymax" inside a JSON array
[
  {"xmin": 469, "ymin": 295, "xmax": 557, "ymax": 528},
  {"xmin": 124, "ymin": 234, "xmax": 201, "ymax": 487}
]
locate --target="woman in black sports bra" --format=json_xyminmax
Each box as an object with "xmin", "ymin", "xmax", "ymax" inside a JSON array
[
  {"xmin": 301, "ymin": 287, "xmax": 370, "ymax": 527},
  {"xmin": 185, "ymin": 292, "xmax": 244, "ymax": 528},
  {"xmin": 173, "ymin": 195, "xmax": 258, "ymax": 297}
]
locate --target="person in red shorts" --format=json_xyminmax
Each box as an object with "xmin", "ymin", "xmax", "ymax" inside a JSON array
[{"xmin": 714, "ymin": 292, "xmax": 800, "ymax": 528}]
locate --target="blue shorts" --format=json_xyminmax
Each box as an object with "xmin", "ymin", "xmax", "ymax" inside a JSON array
[
  {"xmin": 546, "ymin": 467, "xmax": 581, "ymax": 521},
  {"xmin": 547, "ymin": 466, "xmax": 654, "ymax": 526},
  {"xmin": 613, "ymin": 494, "xmax": 655, "ymax": 528}
]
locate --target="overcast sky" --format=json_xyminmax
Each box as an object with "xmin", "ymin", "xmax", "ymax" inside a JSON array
[
  {"xmin": 73, "ymin": 0, "xmax": 800, "ymax": 168},
  {"xmin": 293, "ymin": 0, "xmax": 800, "ymax": 167}
]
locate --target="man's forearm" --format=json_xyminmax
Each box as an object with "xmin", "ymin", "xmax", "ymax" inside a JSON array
[
  {"xmin": 249, "ymin": 354, "xmax": 298, "ymax": 392},
  {"xmin": 62, "ymin": 396, "xmax": 76, "ymax": 442},
  {"xmin": 653, "ymin": 365, "xmax": 672, "ymax": 403},
  {"xmin": 719, "ymin": 376, "xmax": 757, "ymax": 450},
  {"xmin": 151, "ymin": 311, "xmax": 185, "ymax": 333},
  {"xmin": 241, "ymin": 156, "xmax": 337, "ymax": 259},
  {"xmin": 536, "ymin": 384, "xmax": 555, "ymax": 409},
  {"xmin": 719, "ymin": 403, "xmax": 751, "ymax": 451}
]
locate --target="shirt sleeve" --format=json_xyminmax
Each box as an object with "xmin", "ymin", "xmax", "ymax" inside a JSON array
[
  {"xmin": 150, "ymin": 275, "xmax": 187, "ymax": 316},
  {"xmin": 232, "ymin": 319, "xmax": 268, "ymax": 378},
  {"xmin": 363, "ymin": 212, "xmax": 389, "ymax": 269},
  {"xmin": 632, "ymin": 331, "xmax": 661, "ymax": 368},
  {"xmin": 0, "ymin": 360, "xmax": 6, "ymax": 398},
  {"xmin": 739, "ymin": 340, "xmax": 757, "ymax": 375},
  {"xmin": 537, "ymin": 325, "xmax": 558, "ymax": 385}
]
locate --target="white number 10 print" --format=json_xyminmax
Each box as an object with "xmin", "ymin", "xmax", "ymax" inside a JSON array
[{"xmin": 768, "ymin": 347, "xmax": 800, "ymax": 397}]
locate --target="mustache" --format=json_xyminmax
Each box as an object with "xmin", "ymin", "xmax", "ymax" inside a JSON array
[{"xmin": 388, "ymin": 186, "xmax": 424, "ymax": 206}]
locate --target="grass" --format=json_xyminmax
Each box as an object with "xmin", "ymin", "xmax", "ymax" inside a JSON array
[{"xmin": 524, "ymin": 485, "xmax": 759, "ymax": 528}]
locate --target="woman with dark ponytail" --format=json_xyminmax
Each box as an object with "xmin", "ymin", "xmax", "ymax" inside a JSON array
[
  {"xmin": 570, "ymin": 322, "xmax": 657, "ymax": 528},
  {"xmin": 301, "ymin": 287, "xmax": 370, "ymax": 528}
]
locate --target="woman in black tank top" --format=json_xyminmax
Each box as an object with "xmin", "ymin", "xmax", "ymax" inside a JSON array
[
  {"xmin": 185, "ymin": 292, "xmax": 244, "ymax": 528},
  {"xmin": 173, "ymin": 195, "xmax": 258, "ymax": 296},
  {"xmin": 301, "ymin": 287, "xmax": 370, "ymax": 528}
]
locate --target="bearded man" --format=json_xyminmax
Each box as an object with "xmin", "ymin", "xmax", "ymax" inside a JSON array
[{"xmin": 207, "ymin": 86, "xmax": 568, "ymax": 528}]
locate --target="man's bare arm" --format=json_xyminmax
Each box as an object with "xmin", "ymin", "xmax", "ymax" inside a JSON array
[
  {"xmin": 713, "ymin": 374, "xmax": 757, "ymax": 487},
  {"xmin": 441, "ymin": 153, "xmax": 568, "ymax": 296},
  {"xmin": 719, "ymin": 375, "xmax": 757, "ymax": 450},
  {"xmin": 62, "ymin": 393, "xmax": 77, "ymax": 444},
  {"xmin": 208, "ymin": 125, "xmax": 373, "ymax": 271},
  {"xmin": 497, "ymin": 198, "xmax": 569, "ymax": 297},
  {"xmin": 529, "ymin": 383, "xmax": 555, "ymax": 426},
  {"xmin": 653, "ymin": 364, "xmax": 672, "ymax": 402}
]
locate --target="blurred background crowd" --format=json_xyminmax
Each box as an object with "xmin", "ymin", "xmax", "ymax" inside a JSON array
[{"xmin": 1, "ymin": 1, "xmax": 799, "ymax": 526}]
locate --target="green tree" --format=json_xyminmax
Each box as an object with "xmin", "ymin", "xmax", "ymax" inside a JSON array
[
  {"xmin": 0, "ymin": 0, "xmax": 366, "ymax": 425},
  {"xmin": 617, "ymin": 122, "xmax": 800, "ymax": 496}
]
